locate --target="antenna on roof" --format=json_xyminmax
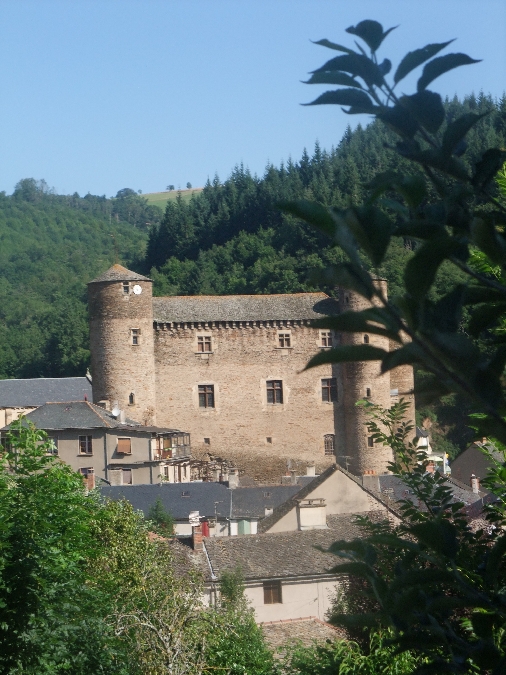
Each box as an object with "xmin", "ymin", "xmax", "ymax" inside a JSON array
[{"xmin": 111, "ymin": 406, "xmax": 120, "ymax": 418}]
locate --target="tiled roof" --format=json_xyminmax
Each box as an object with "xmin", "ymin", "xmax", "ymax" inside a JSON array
[
  {"xmin": 100, "ymin": 482, "xmax": 307, "ymax": 520},
  {"xmin": 261, "ymin": 617, "xmax": 346, "ymax": 651},
  {"xmin": 2, "ymin": 401, "xmax": 140, "ymax": 431},
  {"xmin": 0, "ymin": 377, "xmax": 92, "ymax": 407},
  {"xmin": 88, "ymin": 264, "xmax": 151, "ymax": 284},
  {"xmin": 203, "ymin": 512, "xmax": 385, "ymax": 581},
  {"xmin": 152, "ymin": 293, "xmax": 340, "ymax": 323}
]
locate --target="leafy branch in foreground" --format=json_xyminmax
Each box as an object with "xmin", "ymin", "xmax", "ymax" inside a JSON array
[
  {"xmin": 282, "ymin": 19, "xmax": 506, "ymax": 443},
  {"xmin": 326, "ymin": 401, "xmax": 506, "ymax": 674}
]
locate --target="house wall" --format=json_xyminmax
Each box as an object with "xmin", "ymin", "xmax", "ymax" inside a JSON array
[
  {"xmin": 154, "ymin": 323, "xmax": 344, "ymax": 479},
  {"xmin": 244, "ymin": 576, "xmax": 340, "ymax": 623}
]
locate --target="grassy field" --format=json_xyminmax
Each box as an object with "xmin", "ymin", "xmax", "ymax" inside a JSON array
[{"xmin": 143, "ymin": 187, "xmax": 203, "ymax": 211}]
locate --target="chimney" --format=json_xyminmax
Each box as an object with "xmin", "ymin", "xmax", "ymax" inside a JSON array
[
  {"xmin": 471, "ymin": 474, "xmax": 480, "ymax": 494},
  {"xmin": 97, "ymin": 400, "xmax": 110, "ymax": 411},
  {"xmin": 290, "ymin": 469, "xmax": 297, "ymax": 485},
  {"xmin": 297, "ymin": 498, "xmax": 327, "ymax": 530},
  {"xmin": 228, "ymin": 468, "xmax": 239, "ymax": 489},
  {"xmin": 109, "ymin": 468, "xmax": 123, "ymax": 486},
  {"xmin": 86, "ymin": 468, "xmax": 95, "ymax": 491},
  {"xmin": 119, "ymin": 409, "xmax": 126, "ymax": 424},
  {"xmin": 192, "ymin": 524, "xmax": 203, "ymax": 552},
  {"xmin": 265, "ymin": 507, "xmax": 273, "ymax": 517},
  {"xmin": 306, "ymin": 463, "xmax": 316, "ymax": 477},
  {"xmin": 362, "ymin": 471, "xmax": 380, "ymax": 492}
]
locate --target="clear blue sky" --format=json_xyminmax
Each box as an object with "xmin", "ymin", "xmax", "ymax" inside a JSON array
[{"xmin": 0, "ymin": 0, "xmax": 504, "ymax": 197}]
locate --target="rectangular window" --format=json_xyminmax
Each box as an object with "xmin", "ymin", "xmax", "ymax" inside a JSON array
[
  {"xmin": 368, "ymin": 436, "xmax": 374, "ymax": 448},
  {"xmin": 263, "ymin": 580, "xmax": 282, "ymax": 604},
  {"xmin": 266, "ymin": 380, "xmax": 283, "ymax": 404},
  {"xmin": 78, "ymin": 467, "xmax": 93, "ymax": 477},
  {"xmin": 198, "ymin": 385, "xmax": 215, "ymax": 408},
  {"xmin": 321, "ymin": 378, "xmax": 338, "ymax": 402},
  {"xmin": 78, "ymin": 435, "xmax": 93, "ymax": 455},
  {"xmin": 117, "ymin": 438, "xmax": 132, "ymax": 454},
  {"xmin": 123, "ymin": 468, "xmax": 132, "ymax": 485},
  {"xmin": 131, "ymin": 328, "xmax": 140, "ymax": 345},
  {"xmin": 122, "ymin": 282, "xmax": 130, "ymax": 295},
  {"xmin": 324, "ymin": 434, "xmax": 335, "ymax": 456},
  {"xmin": 321, "ymin": 330, "xmax": 332, "ymax": 347},
  {"xmin": 46, "ymin": 437, "xmax": 58, "ymax": 455},
  {"xmin": 278, "ymin": 332, "xmax": 291, "ymax": 348},
  {"xmin": 197, "ymin": 335, "xmax": 212, "ymax": 352}
]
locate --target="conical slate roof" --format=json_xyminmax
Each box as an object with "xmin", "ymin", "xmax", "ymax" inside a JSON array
[{"xmin": 88, "ymin": 264, "xmax": 151, "ymax": 284}]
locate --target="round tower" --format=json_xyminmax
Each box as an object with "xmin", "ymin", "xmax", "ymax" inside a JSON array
[
  {"xmin": 88, "ymin": 264, "xmax": 156, "ymax": 425},
  {"xmin": 339, "ymin": 279, "xmax": 393, "ymax": 476}
]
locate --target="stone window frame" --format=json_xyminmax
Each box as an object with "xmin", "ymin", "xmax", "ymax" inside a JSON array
[
  {"xmin": 321, "ymin": 378, "xmax": 338, "ymax": 403},
  {"xmin": 263, "ymin": 580, "xmax": 282, "ymax": 604},
  {"xmin": 78, "ymin": 435, "xmax": 93, "ymax": 455},
  {"xmin": 320, "ymin": 330, "xmax": 333, "ymax": 348},
  {"xmin": 131, "ymin": 328, "xmax": 141, "ymax": 346},
  {"xmin": 276, "ymin": 331, "xmax": 292, "ymax": 349},
  {"xmin": 196, "ymin": 333, "xmax": 213, "ymax": 353},
  {"xmin": 122, "ymin": 282, "xmax": 130, "ymax": 295},
  {"xmin": 266, "ymin": 380, "xmax": 283, "ymax": 405},
  {"xmin": 324, "ymin": 433, "xmax": 335, "ymax": 455},
  {"xmin": 198, "ymin": 384, "xmax": 215, "ymax": 409}
]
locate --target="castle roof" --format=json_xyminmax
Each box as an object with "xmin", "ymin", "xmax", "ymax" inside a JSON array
[
  {"xmin": 0, "ymin": 377, "xmax": 92, "ymax": 408},
  {"xmin": 152, "ymin": 293, "xmax": 339, "ymax": 323},
  {"xmin": 88, "ymin": 264, "xmax": 151, "ymax": 284},
  {"xmin": 2, "ymin": 401, "xmax": 140, "ymax": 431}
]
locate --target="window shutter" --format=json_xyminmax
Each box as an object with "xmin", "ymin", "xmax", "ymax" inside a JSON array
[{"xmin": 118, "ymin": 438, "xmax": 132, "ymax": 454}]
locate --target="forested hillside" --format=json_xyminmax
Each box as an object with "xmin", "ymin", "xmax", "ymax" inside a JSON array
[{"xmin": 0, "ymin": 180, "xmax": 153, "ymax": 379}]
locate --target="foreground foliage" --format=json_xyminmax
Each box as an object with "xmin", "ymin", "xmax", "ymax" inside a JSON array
[{"xmin": 0, "ymin": 421, "xmax": 273, "ymax": 674}]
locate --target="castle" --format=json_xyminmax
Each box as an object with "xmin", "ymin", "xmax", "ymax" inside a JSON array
[{"xmin": 88, "ymin": 265, "xmax": 414, "ymax": 480}]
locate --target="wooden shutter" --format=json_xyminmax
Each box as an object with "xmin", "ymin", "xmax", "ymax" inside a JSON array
[{"xmin": 118, "ymin": 438, "xmax": 132, "ymax": 454}]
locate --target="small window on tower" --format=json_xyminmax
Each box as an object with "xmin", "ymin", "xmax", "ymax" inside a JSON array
[
  {"xmin": 266, "ymin": 380, "xmax": 283, "ymax": 404},
  {"xmin": 366, "ymin": 388, "xmax": 371, "ymax": 398},
  {"xmin": 368, "ymin": 436, "xmax": 374, "ymax": 448},
  {"xmin": 197, "ymin": 335, "xmax": 212, "ymax": 352},
  {"xmin": 324, "ymin": 434, "xmax": 335, "ymax": 455},
  {"xmin": 364, "ymin": 334, "xmax": 370, "ymax": 344},
  {"xmin": 128, "ymin": 392, "xmax": 135, "ymax": 405},
  {"xmin": 278, "ymin": 332, "xmax": 291, "ymax": 348},
  {"xmin": 321, "ymin": 378, "xmax": 338, "ymax": 402},
  {"xmin": 131, "ymin": 328, "xmax": 140, "ymax": 345},
  {"xmin": 122, "ymin": 282, "xmax": 130, "ymax": 295}
]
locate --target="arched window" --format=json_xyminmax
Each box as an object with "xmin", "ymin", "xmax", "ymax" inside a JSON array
[
  {"xmin": 364, "ymin": 334, "xmax": 370, "ymax": 344},
  {"xmin": 129, "ymin": 392, "xmax": 135, "ymax": 405},
  {"xmin": 324, "ymin": 434, "xmax": 335, "ymax": 456}
]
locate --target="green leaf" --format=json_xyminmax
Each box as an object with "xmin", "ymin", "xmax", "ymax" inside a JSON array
[
  {"xmin": 394, "ymin": 40, "xmax": 455, "ymax": 84},
  {"xmin": 318, "ymin": 262, "xmax": 374, "ymax": 300},
  {"xmin": 470, "ymin": 217, "xmax": 506, "ymax": 264},
  {"xmin": 404, "ymin": 235, "xmax": 462, "ymax": 301},
  {"xmin": 468, "ymin": 303, "xmax": 506, "ymax": 337},
  {"xmin": 442, "ymin": 112, "xmax": 489, "ymax": 156},
  {"xmin": 304, "ymin": 88, "xmax": 376, "ymax": 111},
  {"xmin": 377, "ymin": 105, "xmax": 418, "ymax": 138},
  {"xmin": 345, "ymin": 20, "xmax": 397, "ymax": 53},
  {"xmin": 312, "ymin": 38, "xmax": 355, "ymax": 54},
  {"xmin": 303, "ymin": 71, "xmax": 363, "ymax": 88},
  {"xmin": 381, "ymin": 343, "xmax": 423, "ymax": 373},
  {"xmin": 344, "ymin": 205, "xmax": 394, "ymax": 266},
  {"xmin": 413, "ymin": 373, "xmax": 452, "ymax": 406},
  {"xmin": 402, "ymin": 91, "xmax": 445, "ymax": 133},
  {"xmin": 472, "ymin": 148, "xmax": 506, "ymax": 190},
  {"xmin": 312, "ymin": 53, "xmax": 383, "ymax": 87},
  {"xmin": 410, "ymin": 520, "xmax": 459, "ymax": 558},
  {"xmin": 417, "ymin": 53, "xmax": 481, "ymax": 91},
  {"xmin": 312, "ymin": 309, "xmax": 403, "ymax": 342},
  {"xmin": 278, "ymin": 199, "xmax": 336, "ymax": 238},
  {"xmin": 485, "ymin": 532, "xmax": 506, "ymax": 584},
  {"xmin": 305, "ymin": 344, "xmax": 388, "ymax": 371}
]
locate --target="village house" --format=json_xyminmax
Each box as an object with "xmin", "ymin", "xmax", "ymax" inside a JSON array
[{"xmin": 1, "ymin": 400, "xmax": 191, "ymax": 487}]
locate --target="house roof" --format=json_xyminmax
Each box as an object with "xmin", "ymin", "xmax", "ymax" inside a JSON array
[
  {"xmin": 0, "ymin": 377, "xmax": 92, "ymax": 408},
  {"xmin": 88, "ymin": 264, "xmax": 151, "ymax": 284},
  {"xmin": 152, "ymin": 293, "xmax": 340, "ymax": 323},
  {"xmin": 203, "ymin": 512, "xmax": 384, "ymax": 581},
  {"xmin": 261, "ymin": 617, "xmax": 346, "ymax": 650},
  {"xmin": 377, "ymin": 474, "xmax": 485, "ymax": 506},
  {"xmin": 2, "ymin": 401, "xmax": 141, "ymax": 431},
  {"xmin": 100, "ymin": 482, "xmax": 307, "ymax": 520}
]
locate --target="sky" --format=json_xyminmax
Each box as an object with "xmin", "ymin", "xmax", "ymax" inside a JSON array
[{"xmin": 0, "ymin": 0, "xmax": 504, "ymax": 198}]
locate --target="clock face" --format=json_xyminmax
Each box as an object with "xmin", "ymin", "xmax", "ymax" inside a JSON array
[{"xmin": 132, "ymin": 284, "xmax": 142, "ymax": 295}]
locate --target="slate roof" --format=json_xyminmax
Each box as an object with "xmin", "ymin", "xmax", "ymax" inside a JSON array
[
  {"xmin": 88, "ymin": 264, "xmax": 151, "ymax": 284},
  {"xmin": 378, "ymin": 474, "xmax": 485, "ymax": 506},
  {"xmin": 100, "ymin": 482, "xmax": 307, "ymax": 520},
  {"xmin": 0, "ymin": 377, "xmax": 92, "ymax": 407},
  {"xmin": 2, "ymin": 401, "xmax": 141, "ymax": 431},
  {"xmin": 152, "ymin": 293, "xmax": 340, "ymax": 323},
  {"xmin": 203, "ymin": 512, "xmax": 385, "ymax": 581}
]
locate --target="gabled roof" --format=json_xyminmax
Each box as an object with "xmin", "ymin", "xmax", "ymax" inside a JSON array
[
  {"xmin": 152, "ymin": 293, "xmax": 340, "ymax": 323},
  {"xmin": 0, "ymin": 377, "xmax": 92, "ymax": 408},
  {"xmin": 88, "ymin": 264, "xmax": 151, "ymax": 284},
  {"xmin": 2, "ymin": 401, "xmax": 140, "ymax": 431},
  {"xmin": 100, "ymin": 482, "xmax": 307, "ymax": 520},
  {"xmin": 203, "ymin": 512, "xmax": 385, "ymax": 581}
]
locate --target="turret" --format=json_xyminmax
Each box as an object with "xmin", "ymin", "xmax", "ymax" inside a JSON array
[
  {"xmin": 88, "ymin": 264, "xmax": 156, "ymax": 425},
  {"xmin": 339, "ymin": 280, "xmax": 394, "ymax": 475}
]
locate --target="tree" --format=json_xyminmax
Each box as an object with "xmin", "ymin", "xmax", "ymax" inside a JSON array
[
  {"xmin": 283, "ymin": 18, "xmax": 506, "ymax": 674},
  {"xmin": 186, "ymin": 182, "xmax": 192, "ymax": 190},
  {"xmin": 148, "ymin": 496, "xmax": 175, "ymax": 536}
]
